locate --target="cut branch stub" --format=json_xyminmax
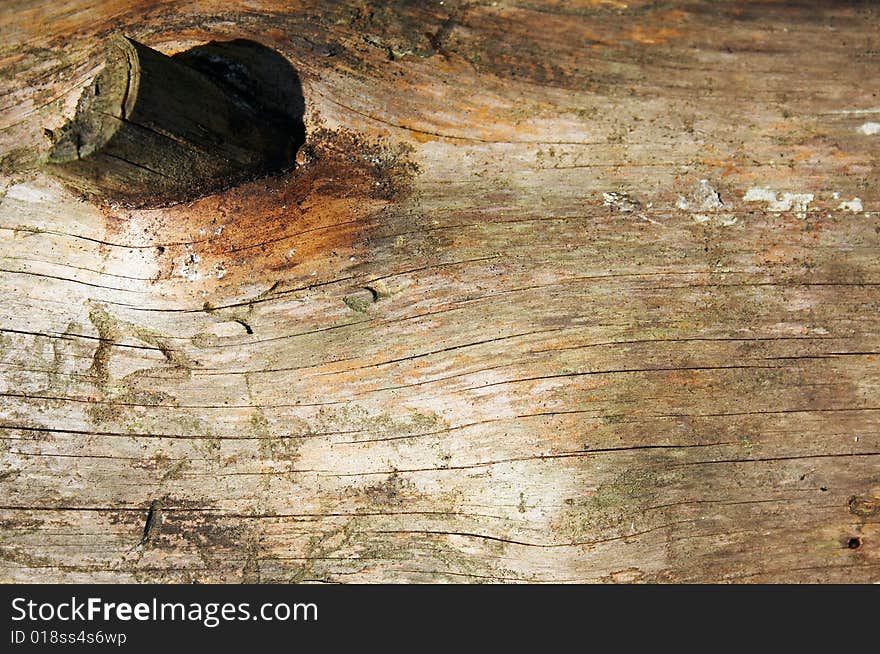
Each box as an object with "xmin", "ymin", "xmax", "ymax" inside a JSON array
[{"xmin": 45, "ymin": 35, "xmax": 305, "ymax": 207}]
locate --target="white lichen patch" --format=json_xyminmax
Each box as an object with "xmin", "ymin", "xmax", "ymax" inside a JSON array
[
  {"xmin": 677, "ymin": 179, "xmax": 735, "ymax": 225},
  {"xmin": 858, "ymin": 122, "xmax": 880, "ymax": 135},
  {"xmin": 178, "ymin": 244, "xmax": 202, "ymax": 281},
  {"xmin": 743, "ymin": 188, "xmax": 813, "ymax": 218},
  {"xmin": 602, "ymin": 191, "xmax": 640, "ymax": 213},
  {"xmin": 603, "ymin": 191, "xmax": 664, "ymax": 226},
  {"xmin": 837, "ymin": 197, "xmax": 863, "ymax": 212}
]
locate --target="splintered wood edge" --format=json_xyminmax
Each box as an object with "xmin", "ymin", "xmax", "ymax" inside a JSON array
[{"xmin": 46, "ymin": 35, "xmax": 140, "ymax": 164}]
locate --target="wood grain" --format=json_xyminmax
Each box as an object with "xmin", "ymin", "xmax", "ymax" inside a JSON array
[{"xmin": 0, "ymin": 0, "xmax": 878, "ymax": 583}]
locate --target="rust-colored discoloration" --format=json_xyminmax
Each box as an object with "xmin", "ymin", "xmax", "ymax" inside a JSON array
[{"xmin": 102, "ymin": 127, "xmax": 418, "ymax": 293}]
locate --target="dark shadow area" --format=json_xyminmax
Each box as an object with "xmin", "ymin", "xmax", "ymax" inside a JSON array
[{"xmin": 172, "ymin": 39, "xmax": 306, "ymax": 172}]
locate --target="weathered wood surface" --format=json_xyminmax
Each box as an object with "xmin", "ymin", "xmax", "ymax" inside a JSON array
[{"xmin": 0, "ymin": 0, "xmax": 878, "ymax": 583}]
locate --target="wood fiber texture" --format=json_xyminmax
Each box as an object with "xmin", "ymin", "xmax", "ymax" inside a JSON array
[{"xmin": 0, "ymin": 0, "xmax": 878, "ymax": 583}]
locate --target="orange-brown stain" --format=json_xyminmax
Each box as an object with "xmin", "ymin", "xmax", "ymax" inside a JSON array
[{"xmin": 103, "ymin": 128, "xmax": 417, "ymax": 294}]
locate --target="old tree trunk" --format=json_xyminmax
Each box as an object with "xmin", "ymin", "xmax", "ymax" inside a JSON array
[{"xmin": 0, "ymin": 1, "xmax": 878, "ymax": 583}]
